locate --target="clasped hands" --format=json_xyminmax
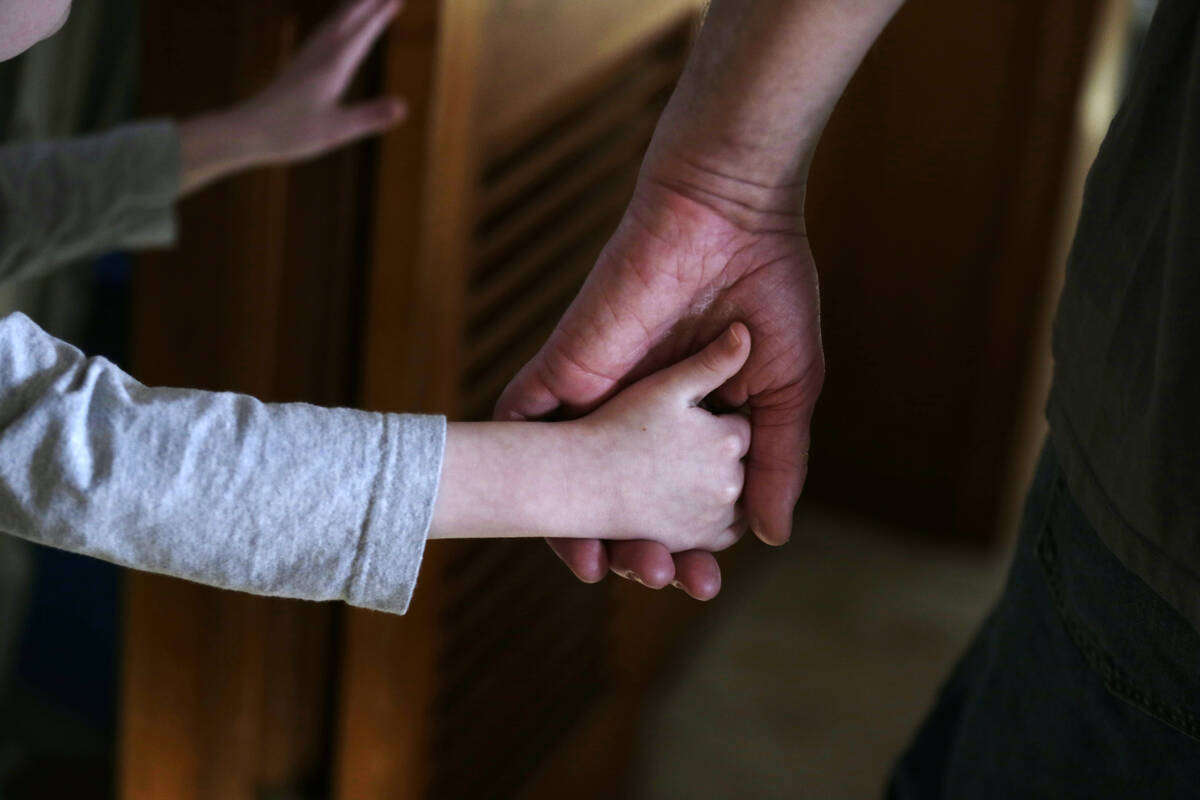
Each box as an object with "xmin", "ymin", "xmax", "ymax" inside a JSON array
[
  {"xmin": 173, "ymin": 0, "xmax": 825, "ymax": 601},
  {"xmin": 495, "ymin": 174, "xmax": 824, "ymax": 601}
]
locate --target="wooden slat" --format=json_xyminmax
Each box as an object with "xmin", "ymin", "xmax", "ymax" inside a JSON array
[
  {"xmin": 461, "ymin": 315, "xmax": 562, "ymax": 420},
  {"xmin": 333, "ymin": 1, "xmax": 485, "ymax": 798},
  {"xmin": 468, "ymin": 169, "xmax": 638, "ymax": 321},
  {"xmin": 433, "ymin": 608, "xmax": 597, "ymax": 756},
  {"xmin": 437, "ymin": 562, "xmax": 567, "ymax": 697},
  {"xmin": 478, "ymin": 59, "xmax": 676, "ymax": 218},
  {"xmin": 477, "ymin": 3, "xmax": 698, "ymax": 160},
  {"xmin": 438, "ymin": 542, "xmax": 518, "ymax": 611},
  {"xmin": 465, "ymin": 220, "xmax": 616, "ymax": 376},
  {"xmin": 459, "ymin": 324, "xmax": 549, "ymax": 421},
  {"xmin": 474, "ymin": 113, "xmax": 657, "ymax": 268},
  {"xmin": 437, "ymin": 543, "xmax": 541, "ymax": 629}
]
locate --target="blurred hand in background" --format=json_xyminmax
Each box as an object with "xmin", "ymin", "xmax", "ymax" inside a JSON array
[{"xmin": 178, "ymin": 0, "xmax": 405, "ymax": 194}]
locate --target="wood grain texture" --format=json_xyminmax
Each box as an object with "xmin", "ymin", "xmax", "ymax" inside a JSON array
[
  {"xmin": 122, "ymin": 2, "xmax": 367, "ymax": 798},
  {"xmin": 477, "ymin": 0, "xmax": 701, "ymax": 154},
  {"xmin": 334, "ymin": 0, "xmax": 484, "ymax": 797},
  {"xmin": 804, "ymin": 0, "xmax": 1098, "ymax": 544},
  {"xmin": 121, "ymin": 1, "xmax": 1099, "ymax": 797}
]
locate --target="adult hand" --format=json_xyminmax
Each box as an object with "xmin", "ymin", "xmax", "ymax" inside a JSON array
[
  {"xmin": 178, "ymin": 0, "xmax": 405, "ymax": 194},
  {"xmin": 495, "ymin": 170, "xmax": 823, "ymax": 600}
]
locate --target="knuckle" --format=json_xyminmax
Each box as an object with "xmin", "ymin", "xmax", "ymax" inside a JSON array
[{"xmin": 718, "ymin": 482, "xmax": 741, "ymax": 504}]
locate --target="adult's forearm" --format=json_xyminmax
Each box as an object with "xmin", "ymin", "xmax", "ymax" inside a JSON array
[{"xmin": 644, "ymin": 0, "xmax": 904, "ymax": 219}]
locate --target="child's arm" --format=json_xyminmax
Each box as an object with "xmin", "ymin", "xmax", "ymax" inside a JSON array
[
  {"xmin": 431, "ymin": 324, "xmax": 752, "ymax": 554},
  {"xmin": 0, "ymin": 0, "xmax": 401, "ymax": 286},
  {"xmin": 0, "ymin": 311, "xmax": 441, "ymax": 614},
  {"xmin": 177, "ymin": 0, "xmax": 404, "ymax": 194},
  {"xmin": 0, "ymin": 311, "xmax": 747, "ymax": 614}
]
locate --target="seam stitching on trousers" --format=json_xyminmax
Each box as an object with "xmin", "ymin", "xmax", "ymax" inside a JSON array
[{"xmin": 1037, "ymin": 526, "xmax": 1200, "ymax": 743}]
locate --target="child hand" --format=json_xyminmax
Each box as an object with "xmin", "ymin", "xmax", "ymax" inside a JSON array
[
  {"xmin": 178, "ymin": 0, "xmax": 405, "ymax": 194},
  {"xmin": 576, "ymin": 322, "xmax": 752, "ymax": 553},
  {"xmin": 430, "ymin": 324, "xmax": 752, "ymax": 555}
]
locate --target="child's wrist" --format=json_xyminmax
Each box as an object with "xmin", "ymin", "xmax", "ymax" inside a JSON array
[
  {"xmin": 431, "ymin": 421, "xmax": 613, "ymax": 541},
  {"xmin": 522, "ymin": 419, "xmax": 618, "ymax": 541}
]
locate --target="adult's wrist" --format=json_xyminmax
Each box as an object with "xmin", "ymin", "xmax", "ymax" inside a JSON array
[{"xmin": 637, "ymin": 142, "xmax": 808, "ymax": 234}]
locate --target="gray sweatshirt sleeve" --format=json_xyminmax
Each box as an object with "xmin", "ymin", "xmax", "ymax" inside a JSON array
[
  {"xmin": 0, "ymin": 120, "xmax": 180, "ymax": 285},
  {"xmin": 0, "ymin": 312, "xmax": 444, "ymax": 614}
]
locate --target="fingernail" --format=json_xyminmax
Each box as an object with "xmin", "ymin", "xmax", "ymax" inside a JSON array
[
  {"xmin": 620, "ymin": 569, "xmax": 645, "ymax": 586},
  {"xmin": 725, "ymin": 325, "xmax": 741, "ymax": 348},
  {"xmin": 671, "ymin": 580, "xmax": 697, "ymax": 599}
]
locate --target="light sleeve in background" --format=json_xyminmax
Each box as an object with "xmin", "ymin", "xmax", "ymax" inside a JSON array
[{"xmin": 0, "ymin": 120, "xmax": 179, "ymax": 286}]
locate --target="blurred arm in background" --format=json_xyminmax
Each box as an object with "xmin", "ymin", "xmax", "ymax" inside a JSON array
[{"xmin": 0, "ymin": 0, "xmax": 403, "ymax": 285}]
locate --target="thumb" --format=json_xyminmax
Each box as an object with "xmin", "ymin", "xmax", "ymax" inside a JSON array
[
  {"xmin": 327, "ymin": 97, "xmax": 407, "ymax": 149},
  {"xmin": 493, "ymin": 359, "xmax": 562, "ymax": 421},
  {"xmin": 743, "ymin": 395, "xmax": 813, "ymax": 545},
  {"xmin": 660, "ymin": 323, "xmax": 751, "ymax": 403}
]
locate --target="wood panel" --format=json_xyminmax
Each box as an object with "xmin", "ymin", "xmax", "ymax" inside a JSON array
[
  {"xmin": 804, "ymin": 0, "xmax": 1098, "ymax": 544},
  {"xmin": 462, "ymin": 18, "xmax": 689, "ymax": 421},
  {"xmin": 122, "ymin": 2, "xmax": 1100, "ymax": 798},
  {"xmin": 338, "ymin": 5, "xmax": 699, "ymax": 799},
  {"xmin": 123, "ymin": 2, "xmax": 371, "ymax": 798},
  {"xmin": 332, "ymin": 0, "xmax": 484, "ymax": 797},
  {"xmin": 476, "ymin": 0, "xmax": 702, "ymax": 153}
]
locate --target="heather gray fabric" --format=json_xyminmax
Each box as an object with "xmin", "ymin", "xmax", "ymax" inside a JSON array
[
  {"xmin": 0, "ymin": 120, "xmax": 179, "ymax": 285},
  {"xmin": 0, "ymin": 311, "xmax": 444, "ymax": 614}
]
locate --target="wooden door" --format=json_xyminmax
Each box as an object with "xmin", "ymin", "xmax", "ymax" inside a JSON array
[
  {"xmin": 337, "ymin": 3, "xmax": 702, "ymax": 797},
  {"xmin": 804, "ymin": 0, "xmax": 1099, "ymax": 543},
  {"xmin": 121, "ymin": 2, "xmax": 1100, "ymax": 798},
  {"xmin": 124, "ymin": 2, "xmax": 703, "ymax": 798},
  {"xmin": 123, "ymin": 1, "xmax": 375, "ymax": 797}
]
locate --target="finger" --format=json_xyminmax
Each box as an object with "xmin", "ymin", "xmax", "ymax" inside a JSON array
[
  {"xmin": 658, "ymin": 323, "xmax": 751, "ymax": 404},
  {"xmin": 607, "ymin": 540, "xmax": 676, "ymax": 589},
  {"xmin": 334, "ymin": 0, "xmax": 386, "ymax": 36},
  {"xmin": 546, "ymin": 538, "xmax": 608, "ymax": 583},
  {"xmin": 326, "ymin": 97, "xmax": 407, "ymax": 147},
  {"xmin": 494, "ymin": 358, "xmax": 562, "ymax": 421},
  {"xmin": 670, "ymin": 551, "xmax": 722, "ymax": 600},
  {"xmin": 329, "ymin": 0, "xmax": 402, "ymax": 93},
  {"xmin": 297, "ymin": 0, "xmax": 382, "ymax": 66},
  {"xmin": 712, "ymin": 519, "xmax": 749, "ymax": 552},
  {"xmin": 743, "ymin": 399, "xmax": 812, "ymax": 546}
]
